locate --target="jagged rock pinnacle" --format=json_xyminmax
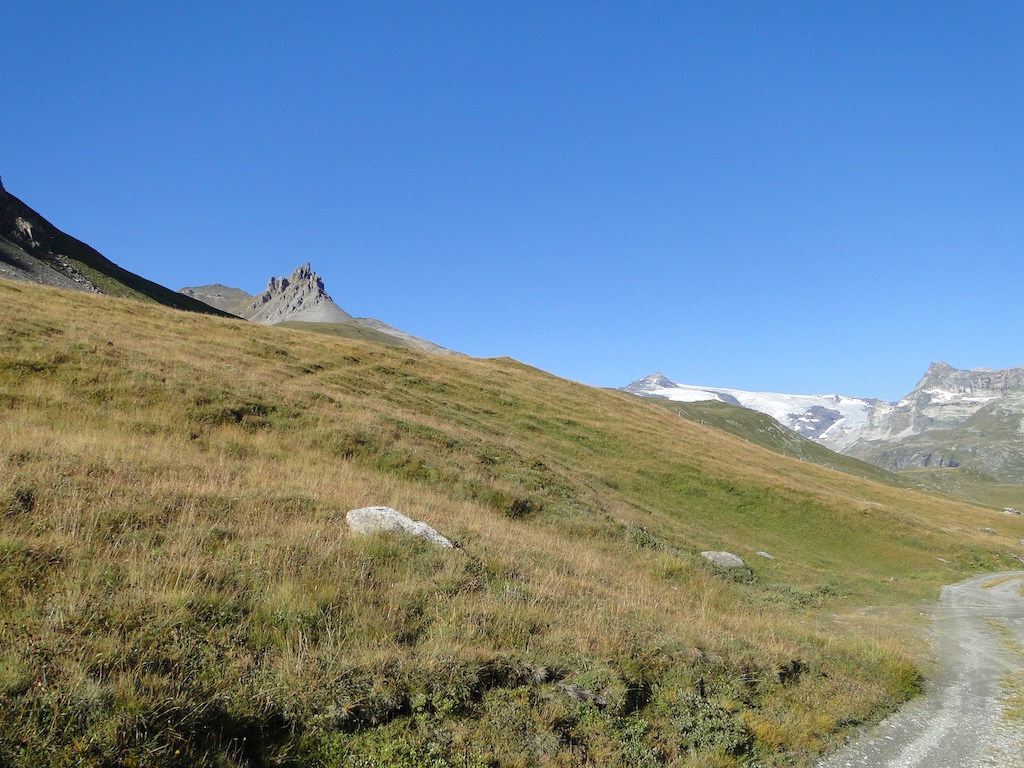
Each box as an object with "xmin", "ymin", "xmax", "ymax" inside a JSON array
[{"xmin": 239, "ymin": 263, "xmax": 352, "ymax": 324}]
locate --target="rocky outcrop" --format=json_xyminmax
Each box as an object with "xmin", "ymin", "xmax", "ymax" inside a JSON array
[
  {"xmin": 346, "ymin": 506, "xmax": 455, "ymax": 549},
  {"xmin": 180, "ymin": 266, "xmax": 460, "ymax": 354},
  {"xmin": 842, "ymin": 363, "xmax": 1024, "ymax": 480},
  {"xmin": 920, "ymin": 361, "xmax": 1024, "ymax": 396},
  {"xmin": 237, "ymin": 263, "xmax": 353, "ymax": 324},
  {"xmin": 852, "ymin": 362, "xmax": 1024, "ymax": 445}
]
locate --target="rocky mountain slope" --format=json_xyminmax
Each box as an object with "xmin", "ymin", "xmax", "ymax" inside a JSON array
[
  {"xmin": 0, "ymin": 177, "xmax": 228, "ymax": 316},
  {"xmin": 844, "ymin": 362, "xmax": 1024, "ymax": 480},
  {"xmin": 625, "ymin": 364, "xmax": 1024, "ymax": 483}
]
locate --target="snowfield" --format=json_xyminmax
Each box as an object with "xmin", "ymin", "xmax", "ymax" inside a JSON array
[{"xmin": 623, "ymin": 373, "xmax": 884, "ymax": 450}]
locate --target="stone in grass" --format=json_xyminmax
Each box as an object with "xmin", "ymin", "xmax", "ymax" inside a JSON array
[
  {"xmin": 346, "ymin": 506, "xmax": 455, "ymax": 549},
  {"xmin": 700, "ymin": 551, "xmax": 747, "ymax": 569},
  {"xmin": 554, "ymin": 682, "xmax": 607, "ymax": 709}
]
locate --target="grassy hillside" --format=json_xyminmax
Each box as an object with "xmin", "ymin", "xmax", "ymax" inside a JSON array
[
  {"xmin": 897, "ymin": 467, "xmax": 1024, "ymax": 511},
  {"xmin": 276, "ymin": 320, "xmax": 420, "ymax": 350},
  {"xmin": 2, "ymin": 278, "xmax": 1023, "ymax": 767},
  {"xmin": 641, "ymin": 396, "xmax": 1024, "ymax": 513}
]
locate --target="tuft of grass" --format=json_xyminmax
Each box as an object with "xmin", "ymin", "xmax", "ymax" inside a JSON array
[{"xmin": 987, "ymin": 619, "xmax": 1024, "ymax": 726}]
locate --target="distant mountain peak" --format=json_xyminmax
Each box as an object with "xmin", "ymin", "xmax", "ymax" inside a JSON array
[
  {"xmin": 178, "ymin": 284, "xmax": 254, "ymax": 315},
  {"xmin": 914, "ymin": 361, "xmax": 1024, "ymax": 397},
  {"xmin": 266, "ymin": 262, "xmax": 316, "ymax": 293},
  {"xmin": 239, "ymin": 263, "xmax": 353, "ymax": 325},
  {"xmin": 627, "ymin": 372, "xmax": 679, "ymax": 391},
  {"xmin": 180, "ymin": 265, "xmax": 460, "ymax": 355}
]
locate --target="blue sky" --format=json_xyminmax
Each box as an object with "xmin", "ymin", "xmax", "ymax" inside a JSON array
[{"xmin": 4, "ymin": 2, "xmax": 1022, "ymax": 401}]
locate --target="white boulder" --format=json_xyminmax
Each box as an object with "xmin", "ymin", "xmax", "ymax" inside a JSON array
[
  {"xmin": 700, "ymin": 551, "xmax": 747, "ymax": 569},
  {"xmin": 346, "ymin": 506, "xmax": 455, "ymax": 549}
]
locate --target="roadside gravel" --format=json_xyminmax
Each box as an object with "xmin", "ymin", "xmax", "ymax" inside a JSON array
[{"xmin": 817, "ymin": 572, "xmax": 1024, "ymax": 768}]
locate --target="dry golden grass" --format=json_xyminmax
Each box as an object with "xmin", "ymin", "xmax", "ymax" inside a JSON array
[{"xmin": 2, "ymin": 278, "xmax": 1023, "ymax": 766}]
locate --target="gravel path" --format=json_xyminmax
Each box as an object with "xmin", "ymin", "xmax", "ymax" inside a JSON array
[{"xmin": 817, "ymin": 572, "xmax": 1024, "ymax": 767}]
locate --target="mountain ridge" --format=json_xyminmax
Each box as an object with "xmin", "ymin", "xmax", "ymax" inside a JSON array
[
  {"xmin": 0, "ymin": 177, "xmax": 455, "ymax": 356},
  {"xmin": 0, "ymin": 177, "xmax": 230, "ymax": 316},
  {"xmin": 178, "ymin": 284, "xmax": 254, "ymax": 314},
  {"xmin": 846, "ymin": 362, "xmax": 1024, "ymax": 481},
  {"xmin": 624, "ymin": 363, "xmax": 1024, "ymax": 483}
]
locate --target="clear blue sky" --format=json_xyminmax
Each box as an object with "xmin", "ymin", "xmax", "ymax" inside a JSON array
[{"xmin": 4, "ymin": 2, "xmax": 1022, "ymax": 401}]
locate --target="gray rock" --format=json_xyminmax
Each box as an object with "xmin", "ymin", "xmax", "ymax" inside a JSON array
[
  {"xmin": 701, "ymin": 551, "xmax": 746, "ymax": 569},
  {"xmin": 553, "ymin": 682, "xmax": 607, "ymax": 708},
  {"xmin": 346, "ymin": 506, "xmax": 455, "ymax": 549},
  {"xmin": 239, "ymin": 263, "xmax": 353, "ymax": 324},
  {"xmin": 755, "ymin": 551, "xmax": 775, "ymax": 559}
]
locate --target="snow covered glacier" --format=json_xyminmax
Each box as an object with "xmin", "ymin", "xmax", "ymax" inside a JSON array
[{"xmin": 622, "ymin": 373, "xmax": 886, "ymax": 452}]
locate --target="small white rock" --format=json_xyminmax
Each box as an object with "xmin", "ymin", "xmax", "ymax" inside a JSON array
[
  {"xmin": 346, "ymin": 506, "xmax": 455, "ymax": 549},
  {"xmin": 700, "ymin": 551, "xmax": 746, "ymax": 569}
]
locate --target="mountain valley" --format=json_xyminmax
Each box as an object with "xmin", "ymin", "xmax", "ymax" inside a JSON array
[
  {"xmin": 3, "ymin": 176, "xmax": 1024, "ymax": 766},
  {"xmin": 4, "ymin": 276, "xmax": 1024, "ymax": 767}
]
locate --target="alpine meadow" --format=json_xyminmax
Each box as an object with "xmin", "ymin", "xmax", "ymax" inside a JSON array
[{"xmin": 3, "ymin": 279, "xmax": 1024, "ymax": 767}]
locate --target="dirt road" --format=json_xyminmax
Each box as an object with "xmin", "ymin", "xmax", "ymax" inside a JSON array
[{"xmin": 817, "ymin": 571, "xmax": 1024, "ymax": 768}]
